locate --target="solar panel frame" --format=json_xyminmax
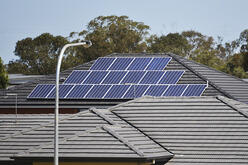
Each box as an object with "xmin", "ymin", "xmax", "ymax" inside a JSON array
[
  {"xmin": 182, "ymin": 84, "xmax": 207, "ymax": 96},
  {"xmin": 103, "ymin": 85, "xmax": 131, "ymax": 99},
  {"xmin": 108, "ymin": 58, "xmax": 134, "ymax": 70},
  {"xmin": 120, "ymin": 71, "xmax": 146, "ymax": 84},
  {"xmin": 127, "ymin": 57, "xmax": 152, "ymax": 70},
  {"xmin": 101, "ymin": 71, "xmax": 127, "ymax": 84},
  {"xmin": 66, "ymin": 85, "xmax": 93, "ymax": 99},
  {"xmin": 158, "ymin": 70, "xmax": 185, "ymax": 84},
  {"xmin": 82, "ymin": 71, "xmax": 108, "ymax": 84},
  {"xmin": 139, "ymin": 71, "xmax": 165, "ymax": 84},
  {"xmin": 27, "ymin": 84, "xmax": 55, "ymax": 99},
  {"xmin": 89, "ymin": 57, "xmax": 116, "ymax": 70},
  {"xmin": 162, "ymin": 84, "xmax": 188, "ymax": 96},
  {"xmin": 64, "ymin": 70, "xmax": 90, "ymax": 84},
  {"xmin": 123, "ymin": 85, "xmax": 150, "ymax": 98},
  {"xmin": 145, "ymin": 57, "xmax": 172, "ymax": 70},
  {"xmin": 144, "ymin": 85, "xmax": 169, "ymax": 97},
  {"xmin": 47, "ymin": 84, "xmax": 74, "ymax": 98},
  {"xmin": 84, "ymin": 84, "xmax": 112, "ymax": 99}
]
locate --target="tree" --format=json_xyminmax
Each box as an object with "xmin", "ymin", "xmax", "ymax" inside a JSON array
[
  {"xmin": 0, "ymin": 57, "xmax": 8, "ymax": 89},
  {"xmin": 147, "ymin": 33, "xmax": 191, "ymax": 57},
  {"xmin": 8, "ymin": 33, "xmax": 71, "ymax": 75},
  {"xmin": 70, "ymin": 15, "xmax": 150, "ymax": 62}
]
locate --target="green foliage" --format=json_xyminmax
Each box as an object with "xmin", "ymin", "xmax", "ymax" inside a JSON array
[
  {"xmin": 71, "ymin": 15, "xmax": 150, "ymax": 62},
  {"xmin": 5, "ymin": 15, "xmax": 248, "ymax": 79},
  {"xmin": 8, "ymin": 33, "xmax": 70, "ymax": 75},
  {"xmin": 147, "ymin": 33, "xmax": 191, "ymax": 57},
  {"xmin": 0, "ymin": 57, "xmax": 8, "ymax": 89}
]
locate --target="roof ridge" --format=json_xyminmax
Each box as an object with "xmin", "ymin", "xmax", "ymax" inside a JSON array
[
  {"xmin": 217, "ymin": 95, "xmax": 248, "ymax": 119},
  {"xmin": 90, "ymin": 108, "xmax": 117, "ymax": 125},
  {"xmin": 109, "ymin": 108, "xmax": 174, "ymax": 156},
  {"xmin": 167, "ymin": 53, "xmax": 235, "ymax": 99},
  {"xmin": 0, "ymin": 110, "xmax": 90, "ymax": 141},
  {"xmin": 102, "ymin": 125, "xmax": 144, "ymax": 157}
]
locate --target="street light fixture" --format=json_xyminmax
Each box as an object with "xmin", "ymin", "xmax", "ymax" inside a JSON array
[{"xmin": 54, "ymin": 41, "xmax": 92, "ymax": 165}]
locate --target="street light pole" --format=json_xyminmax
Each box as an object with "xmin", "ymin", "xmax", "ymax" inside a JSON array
[{"xmin": 54, "ymin": 41, "xmax": 92, "ymax": 165}]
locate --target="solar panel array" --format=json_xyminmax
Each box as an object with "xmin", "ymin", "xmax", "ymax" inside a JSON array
[
  {"xmin": 28, "ymin": 84, "xmax": 207, "ymax": 99},
  {"xmin": 64, "ymin": 70, "xmax": 184, "ymax": 85},
  {"xmin": 27, "ymin": 57, "xmax": 208, "ymax": 99}
]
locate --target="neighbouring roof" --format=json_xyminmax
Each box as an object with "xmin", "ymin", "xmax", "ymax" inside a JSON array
[
  {"xmin": 0, "ymin": 107, "xmax": 172, "ymax": 164},
  {"xmin": 3, "ymin": 52, "xmax": 247, "ymax": 111},
  {"xmin": 111, "ymin": 96, "xmax": 248, "ymax": 165},
  {"xmin": 1, "ymin": 95, "xmax": 248, "ymax": 164},
  {"xmin": 8, "ymin": 74, "xmax": 46, "ymax": 86}
]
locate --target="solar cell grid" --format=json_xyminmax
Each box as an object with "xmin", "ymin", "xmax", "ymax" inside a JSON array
[
  {"xmin": 102, "ymin": 71, "xmax": 127, "ymax": 84},
  {"xmin": 66, "ymin": 85, "xmax": 93, "ymax": 98},
  {"xmin": 163, "ymin": 85, "xmax": 187, "ymax": 96},
  {"xmin": 108, "ymin": 58, "xmax": 134, "ymax": 70},
  {"xmin": 158, "ymin": 71, "xmax": 184, "ymax": 84},
  {"xmin": 120, "ymin": 71, "xmax": 146, "ymax": 84},
  {"xmin": 139, "ymin": 71, "xmax": 165, "ymax": 84},
  {"xmin": 90, "ymin": 57, "xmax": 115, "ymax": 70},
  {"xmin": 85, "ymin": 85, "xmax": 111, "ymax": 98},
  {"xmin": 123, "ymin": 85, "xmax": 149, "ymax": 98},
  {"xmin": 146, "ymin": 57, "xmax": 171, "ymax": 70},
  {"xmin": 144, "ymin": 85, "xmax": 168, "ymax": 97},
  {"xmin": 64, "ymin": 71, "xmax": 90, "ymax": 84},
  {"xmin": 127, "ymin": 58, "xmax": 152, "ymax": 70},
  {"xmin": 28, "ymin": 84, "xmax": 55, "ymax": 98},
  {"xmin": 82, "ymin": 71, "xmax": 108, "ymax": 84},
  {"xmin": 47, "ymin": 85, "xmax": 74, "ymax": 98},
  {"xmin": 182, "ymin": 84, "xmax": 207, "ymax": 96},
  {"xmin": 104, "ymin": 85, "xmax": 131, "ymax": 99}
]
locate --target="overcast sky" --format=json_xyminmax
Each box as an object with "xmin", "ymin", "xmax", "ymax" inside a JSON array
[{"xmin": 1, "ymin": 0, "xmax": 248, "ymax": 64}]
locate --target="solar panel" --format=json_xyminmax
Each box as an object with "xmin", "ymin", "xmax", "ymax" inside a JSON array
[
  {"xmin": 182, "ymin": 84, "xmax": 207, "ymax": 96},
  {"xmin": 104, "ymin": 85, "xmax": 130, "ymax": 99},
  {"xmin": 64, "ymin": 71, "xmax": 90, "ymax": 84},
  {"xmin": 90, "ymin": 58, "xmax": 115, "ymax": 70},
  {"xmin": 28, "ymin": 84, "xmax": 55, "ymax": 98},
  {"xmin": 127, "ymin": 58, "xmax": 152, "ymax": 70},
  {"xmin": 82, "ymin": 71, "xmax": 108, "ymax": 84},
  {"xmin": 158, "ymin": 71, "xmax": 184, "ymax": 84},
  {"xmin": 144, "ymin": 85, "xmax": 168, "ymax": 96},
  {"xmin": 47, "ymin": 85, "xmax": 74, "ymax": 98},
  {"xmin": 66, "ymin": 85, "xmax": 93, "ymax": 98},
  {"xmin": 120, "ymin": 71, "xmax": 146, "ymax": 84},
  {"xmin": 85, "ymin": 85, "xmax": 111, "ymax": 98},
  {"xmin": 102, "ymin": 71, "xmax": 127, "ymax": 84},
  {"xmin": 139, "ymin": 71, "xmax": 165, "ymax": 84},
  {"xmin": 163, "ymin": 85, "xmax": 187, "ymax": 96},
  {"xmin": 146, "ymin": 57, "xmax": 171, "ymax": 70},
  {"xmin": 123, "ymin": 85, "xmax": 149, "ymax": 98},
  {"xmin": 108, "ymin": 58, "xmax": 134, "ymax": 70}
]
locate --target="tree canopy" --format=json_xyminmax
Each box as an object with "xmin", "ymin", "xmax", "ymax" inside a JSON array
[
  {"xmin": 0, "ymin": 57, "xmax": 8, "ymax": 89},
  {"xmin": 6, "ymin": 15, "xmax": 248, "ymax": 79}
]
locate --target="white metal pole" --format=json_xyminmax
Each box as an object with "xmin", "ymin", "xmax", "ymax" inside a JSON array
[{"xmin": 55, "ymin": 41, "xmax": 91, "ymax": 165}]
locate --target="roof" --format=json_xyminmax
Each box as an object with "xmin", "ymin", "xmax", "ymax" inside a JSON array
[
  {"xmin": 172, "ymin": 53, "xmax": 248, "ymax": 103},
  {"xmin": 1, "ymin": 52, "xmax": 234, "ymax": 111},
  {"xmin": 1, "ymin": 95, "xmax": 248, "ymax": 164},
  {"xmin": 0, "ymin": 108, "xmax": 172, "ymax": 164},
  {"xmin": 111, "ymin": 96, "xmax": 248, "ymax": 165},
  {"xmin": 8, "ymin": 74, "xmax": 46, "ymax": 85}
]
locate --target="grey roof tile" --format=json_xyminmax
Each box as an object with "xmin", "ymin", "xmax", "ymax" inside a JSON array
[{"xmin": 111, "ymin": 96, "xmax": 248, "ymax": 164}]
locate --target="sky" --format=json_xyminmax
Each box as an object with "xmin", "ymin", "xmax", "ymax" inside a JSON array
[{"xmin": 0, "ymin": 0, "xmax": 248, "ymax": 64}]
